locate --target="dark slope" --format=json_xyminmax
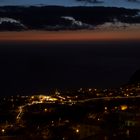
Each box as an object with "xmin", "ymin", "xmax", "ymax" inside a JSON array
[{"xmin": 129, "ymin": 69, "xmax": 140, "ymax": 84}]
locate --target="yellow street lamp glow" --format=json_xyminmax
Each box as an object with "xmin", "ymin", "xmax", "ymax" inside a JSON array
[
  {"xmin": 31, "ymin": 96, "xmax": 34, "ymax": 99},
  {"xmin": 44, "ymin": 108, "xmax": 48, "ymax": 112},
  {"xmin": 120, "ymin": 105, "xmax": 128, "ymax": 111},
  {"xmin": 76, "ymin": 129, "xmax": 79, "ymax": 133},
  {"xmin": 1, "ymin": 129, "xmax": 5, "ymax": 133}
]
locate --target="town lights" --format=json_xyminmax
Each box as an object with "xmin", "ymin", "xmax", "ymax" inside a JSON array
[
  {"xmin": 76, "ymin": 129, "xmax": 79, "ymax": 133},
  {"xmin": 1, "ymin": 129, "xmax": 5, "ymax": 133}
]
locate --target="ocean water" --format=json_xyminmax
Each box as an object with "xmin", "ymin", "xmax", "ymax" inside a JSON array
[{"xmin": 0, "ymin": 40, "xmax": 140, "ymax": 95}]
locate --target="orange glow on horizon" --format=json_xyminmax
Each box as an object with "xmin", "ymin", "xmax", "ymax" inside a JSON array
[{"xmin": 0, "ymin": 29, "xmax": 140, "ymax": 42}]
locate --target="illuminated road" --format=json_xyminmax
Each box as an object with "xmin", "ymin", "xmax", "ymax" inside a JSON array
[
  {"xmin": 16, "ymin": 101, "xmax": 43, "ymax": 121},
  {"xmin": 16, "ymin": 95, "xmax": 140, "ymax": 121}
]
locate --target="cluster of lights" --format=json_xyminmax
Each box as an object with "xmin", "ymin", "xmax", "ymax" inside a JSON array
[{"xmin": 30, "ymin": 95, "xmax": 58, "ymax": 103}]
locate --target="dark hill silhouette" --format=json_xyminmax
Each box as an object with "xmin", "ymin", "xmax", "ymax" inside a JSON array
[{"xmin": 129, "ymin": 69, "xmax": 140, "ymax": 84}]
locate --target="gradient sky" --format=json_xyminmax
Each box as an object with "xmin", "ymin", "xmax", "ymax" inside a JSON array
[
  {"xmin": 0, "ymin": 0, "xmax": 140, "ymax": 9},
  {"xmin": 0, "ymin": 1, "xmax": 140, "ymax": 95},
  {"xmin": 0, "ymin": 30, "xmax": 140, "ymax": 42}
]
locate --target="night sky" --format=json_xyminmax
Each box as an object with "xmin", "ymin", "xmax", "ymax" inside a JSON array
[
  {"xmin": 0, "ymin": 1, "xmax": 140, "ymax": 95},
  {"xmin": 0, "ymin": 40, "xmax": 140, "ymax": 95}
]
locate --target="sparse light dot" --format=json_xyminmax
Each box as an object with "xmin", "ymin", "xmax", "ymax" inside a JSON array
[
  {"xmin": 76, "ymin": 129, "xmax": 79, "ymax": 133},
  {"xmin": 105, "ymin": 107, "xmax": 107, "ymax": 110},
  {"xmin": 31, "ymin": 96, "xmax": 34, "ymax": 99},
  {"xmin": 1, "ymin": 129, "xmax": 5, "ymax": 133}
]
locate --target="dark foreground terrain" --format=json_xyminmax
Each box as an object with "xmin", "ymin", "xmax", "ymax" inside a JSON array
[{"xmin": 1, "ymin": 84, "xmax": 140, "ymax": 140}]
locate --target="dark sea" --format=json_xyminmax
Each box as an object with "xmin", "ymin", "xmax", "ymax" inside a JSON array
[{"xmin": 0, "ymin": 40, "xmax": 140, "ymax": 95}]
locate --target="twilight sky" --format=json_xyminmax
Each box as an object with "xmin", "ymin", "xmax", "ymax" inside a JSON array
[
  {"xmin": 0, "ymin": 3, "xmax": 140, "ymax": 94},
  {"xmin": 0, "ymin": 0, "xmax": 140, "ymax": 9},
  {"xmin": 0, "ymin": 30, "xmax": 140, "ymax": 42}
]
